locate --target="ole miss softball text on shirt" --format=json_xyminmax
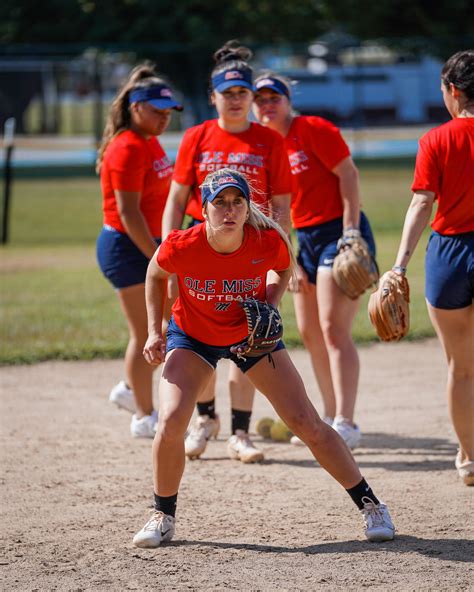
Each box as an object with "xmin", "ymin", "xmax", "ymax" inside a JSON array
[
  {"xmin": 284, "ymin": 116, "xmax": 351, "ymax": 228},
  {"xmin": 101, "ymin": 129, "xmax": 173, "ymax": 237},
  {"xmin": 157, "ymin": 224, "xmax": 290, "ymax": 346},
  {"xmin": 172, "ymin": 120, "xmax": 291, "ymax": 221},
  {"xmin": 412, "ymin": 118, "xmax": 474, "ymax": 235}
]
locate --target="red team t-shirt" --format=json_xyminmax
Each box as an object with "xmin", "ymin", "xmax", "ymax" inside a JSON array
[
  {"xmin": 412, "ymin": 118, "xmax": 474, "ymax": 235},
  {"xmin": 283, "ymin": 116, "xmax": 350, "ymax": 228},
  {"xmin": 157, "ymin": 224, "xmax": 290, "ymax": 346},
  {"xmin": 172, "ymin": 119, "xmax": 292, "ymax": 221},
  {"xmin": 100, "ymin": 129, "xmax": 173, "ymax": 236}
]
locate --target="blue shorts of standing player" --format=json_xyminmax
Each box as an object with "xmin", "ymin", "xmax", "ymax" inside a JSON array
[
  {"xmin": 425, "ymin": 231, "xmax": 474, "ymax": 310},
  {"xmin": 96, "ymin": 225, "xmax": 161, "ymax": 289},
  {"xmin": 296, "ymin": 212, "xmax": 376, "ymax": 284}
]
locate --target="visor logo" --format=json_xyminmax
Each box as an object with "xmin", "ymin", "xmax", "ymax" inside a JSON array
[
  {"xmin": 256, "ymin": 78, "xmax": 274, "ymax": 88},
  {"xmin": 225, "ymin": 71, "xmax": 244, "ymax": 80},
  {"xmin": 217, "ymin": 176, "xmax": 236, "ymax": 185}
]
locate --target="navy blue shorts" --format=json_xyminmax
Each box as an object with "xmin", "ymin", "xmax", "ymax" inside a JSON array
[
  {"xmin": 296, "ymin": 212, "xmax": 376, "ymax": 284},
  {"xmin": 425, "ymin": 231, "xmax": 474, "ymax": 310},
  {"xmin": 96, "ymin": 225, "xmax": 161, "ymax": 290},
  {"xmin": 166, "ymin": 316, "xmax": 286, "ymax": 373}
]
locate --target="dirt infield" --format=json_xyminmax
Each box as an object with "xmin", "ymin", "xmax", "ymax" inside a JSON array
[{"xmin": 1, "ymin": 339, "xmax": 473, "ymax": 591}]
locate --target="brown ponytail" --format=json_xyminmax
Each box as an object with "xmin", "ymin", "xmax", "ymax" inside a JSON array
[{"xmin": 96, "ymin": 63, "xmax": 166, "ymax": 173}]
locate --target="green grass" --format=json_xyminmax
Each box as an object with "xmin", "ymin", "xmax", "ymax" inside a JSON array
[{"xmin": 0, "ymin": 168, "xmax": 435, "ymax": 364}]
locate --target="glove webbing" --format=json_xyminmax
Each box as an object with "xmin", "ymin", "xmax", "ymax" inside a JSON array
[{"xmin": 238, "ymin": 301, "xmax": 278, "ymax": 366}]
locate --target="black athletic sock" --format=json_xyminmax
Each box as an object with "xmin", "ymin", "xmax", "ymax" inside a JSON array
[
  {"xmin": 231, "ymin": 409, "xmax": 251, "ymax": 434},
  {"xmin": 197, "ymin": 399, "xmax": 216, "ymax": 419},
  {"xmin": 154, "ymin": 493, "xmax": 178, "ymax": 517},
  {"xmin": 346, "ymin": 478, "xmax": 380, "ymax": 510}
]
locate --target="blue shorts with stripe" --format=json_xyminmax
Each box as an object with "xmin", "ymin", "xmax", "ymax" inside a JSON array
[
  {"xmin": 296, "ymin": 212, "xmax": 376, "ymax": 284},
  {"xmin": 96, "ymin": 225, "xmax": 161, "ymax": 290},
  {"xmin": 166, "ymin": 316, "xmax": 285, "ymax": 373},
  {"xmin": 425, "ymin": 231, "xmax": 474, "ymax": 309}
]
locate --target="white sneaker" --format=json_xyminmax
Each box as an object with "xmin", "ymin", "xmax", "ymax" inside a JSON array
[
  {"xmin": 455, "ymin": 450, "xmax": 474, "ymax": 486},
  {"xmin": 109, "ymin": 380, "xmax": 136, "ymax": 413},
  {"xmin": 360, "ymin": 497, "xmax": 395, "ymax": 542},
  {"xmin": 227, "ymin": 430, "xmax": 264, "ymax": 463},
  {"xmin": 290, "ymin": 416, "xmax": 334, "ymax": 447},
  {"xmin": 130, "ymin": 410, "xmax": 158, "ymax": 439},
  {"xmin": 133, "ymin": 511, "xmax": 175, "ymax": 548},
  {"xmin": 333, "ymin": 415, "xmax": 361, "ymax": 449},
  {"xmin": 185, "ymin": 414, "xmax": 220, "ymax": 459}
]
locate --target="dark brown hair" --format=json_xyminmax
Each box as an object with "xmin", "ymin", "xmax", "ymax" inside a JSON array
[
  {"xmin": 211, "ymin": 40, "xmax": 253, "ymax": 84},
  {"xmin": 96, "ymin": 63, "xmax": 167, "ymax": 173},
  {"xmin": 441, "ymin": 50, "xmax": 474, "ymax": 100}
]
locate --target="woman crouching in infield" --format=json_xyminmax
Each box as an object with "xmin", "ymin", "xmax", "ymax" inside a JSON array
[{"xmin": 133, "ymin": 168, "xmax": 395, "ymax": 548}]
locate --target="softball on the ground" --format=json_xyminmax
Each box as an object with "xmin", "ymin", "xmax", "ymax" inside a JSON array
[
  {"xmin": 270, "ymin": 420, "xmax": 293, "ymax": 442},
  {"xmin": 255, "ymin": 417, "xmax": 275, "ymax": 439}
]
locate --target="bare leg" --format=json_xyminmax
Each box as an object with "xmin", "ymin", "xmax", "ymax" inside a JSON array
[
  {"xmin": 117, "ymin": 283, "xmax": 155, "ymax": 417},
  {"xmin": 427, "ymin": 302, "xmax": 474, "ymax": 460},
  {"xmin": 317, "ymin": 271, "xmax": 360, "ymax": 422},
  {"xmin": 194, "ymin": 373, "xmax": 217, "ymax": 404},
  {"xmin": 194, "ymin": 362, "xmax": 255, "ymax": 416},
  {"xmin": 153, "ymin": 349, "xmax": 214, "ymax": 496},
  {"xmin": 247, "ymin": 349, "xmax": 361, "ymax": 488},
  {"xmin": 293, "ymin": 284, "xmax": 336, "ymax": 418},
  {"xmin": 228, "ymin": 362, "xmax": 255, "ymax": 411}
]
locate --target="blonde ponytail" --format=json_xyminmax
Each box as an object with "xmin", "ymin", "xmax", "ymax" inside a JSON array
[{"xmin": 247, "ymin": 201, "xmax": 297, "ymax": 281}]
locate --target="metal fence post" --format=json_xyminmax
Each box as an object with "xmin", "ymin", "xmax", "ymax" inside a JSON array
[{"xmin": 1, "ymin": 118, "xmax": 16, "ymax": 245}]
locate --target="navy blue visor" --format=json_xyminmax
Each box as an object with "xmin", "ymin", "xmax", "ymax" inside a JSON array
[
  {"xmin": 129, "ymin": 85, "xmax": 183, "ymax": 111},
  {"xmin": 202, "ymin": 172, "xmax": 251, "ymax": 203}
]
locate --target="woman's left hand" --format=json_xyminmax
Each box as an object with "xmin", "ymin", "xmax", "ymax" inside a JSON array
[{"xmin": 288, "ymin": 264, "xmax": 310, "ymax": 293}]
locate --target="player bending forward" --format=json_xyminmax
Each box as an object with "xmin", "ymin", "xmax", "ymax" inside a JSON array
[{"xmin": 133, "ymin": 168, "xmax": 396, "ymax": 548}]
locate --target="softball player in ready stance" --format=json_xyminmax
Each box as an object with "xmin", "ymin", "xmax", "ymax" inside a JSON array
[
  {"xmin": 391, "ymin": 50, "xmax": 474, "ymax": 486},
  {"xmin": 162, "ymin": 41, "xmax": 292, "ymax": 462},
  {"xmin": 96, "ymin": 65, "xmax": 182, "ymax": 438},
  {"xmin": 253, "ymin": 74, "xmax": 377, "ymax": 449},
  {"xmin": 133, "ymin": 168, "xmax": 395, "ymax": 548}
]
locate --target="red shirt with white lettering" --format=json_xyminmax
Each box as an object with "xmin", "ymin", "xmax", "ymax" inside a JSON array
[
  {"xmin": 100, "ymin": 129, "xmax": 173, "ymax": 236},
  {"xmin": 157, "ymin": 223, "xmax": 290, "ymax": 346},
  {"xmin": 284, "ymin": 116, "xmax": 350, "ymax": 228},
  {"xmin": 412, "ymin": 117, "xmax": 474, "ymax": 235},
  {"xmin": 172, "ymin": 119, "xmax": 292, "ymax": 221}
]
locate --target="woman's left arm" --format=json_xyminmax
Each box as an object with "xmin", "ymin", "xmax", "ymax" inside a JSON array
[
  {"xmin": 332, "ymin": 156, "xmax": 360, "ymax": 230},
  {"xmin": 269, "ymin": 194, "xmax": 292, "ymax": 235},
  {"xmin": 266, "ymin": 268, "xmax": 291, "ymax": 307},
  {"xmin": 394, "ymin": 191, "xmax": 435, "ymax": 271}
]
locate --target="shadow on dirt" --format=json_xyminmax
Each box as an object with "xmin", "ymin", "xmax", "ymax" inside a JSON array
[
  {"xmin": 174, "ymin": 534, "xmax": 474, "ymax": 563},
  {"xmin": 252, "ymin": 433, "xmax": 458, "ymax": 471}
]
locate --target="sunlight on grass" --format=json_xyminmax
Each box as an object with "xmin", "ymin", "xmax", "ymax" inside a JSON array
[{"xmin": 1, "ymin": 168, "xmax": 436, "ymax": 364}]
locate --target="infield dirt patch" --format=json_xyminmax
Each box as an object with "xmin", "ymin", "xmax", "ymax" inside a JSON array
[{"xmin": 1, "ymin": 339, "xmax": 472, "ymax": 591}]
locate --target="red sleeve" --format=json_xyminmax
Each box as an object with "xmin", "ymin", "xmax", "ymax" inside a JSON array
[
  {"xmin": 172, "ymin": 125, "xmax": 202, "ymax": 186},
  {"xmin": 267, "ymin": 132, "xmax": 292, "ymax": 196},
  {"xmin": 307, "ymin": 118, "xmax": 351, "ymax": 171},
  {"xmin": 108, "ymin": 141, "xmax": 147, "ymax": 192},
  {"xmin": 156, "ymin": 232, "xmax": 179, "ymax": 273},
  {"xmin": 411, "ymin": 133, "xmax": 440, "ymax": 194}
]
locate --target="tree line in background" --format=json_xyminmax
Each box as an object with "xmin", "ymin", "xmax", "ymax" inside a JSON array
[
  {"xmin": 1, "ymin": 0, "xmax": 473, "ymax": 133},
  {"xmin": 1, "ymin": 0, "xmax": 473, "ymax": 56}
]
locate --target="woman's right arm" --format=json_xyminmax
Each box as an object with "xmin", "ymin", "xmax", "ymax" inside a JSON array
[
  {"xmin": 161, "ymin": 180, "xmax": 192, "ymax": 239},
  {"xmin": 115, "ymin": 190, "xmax": 157, "ymax": 258},
  {"xmin": 143, "ymin": 253, "xmax": 170, "ymax": 365}
]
